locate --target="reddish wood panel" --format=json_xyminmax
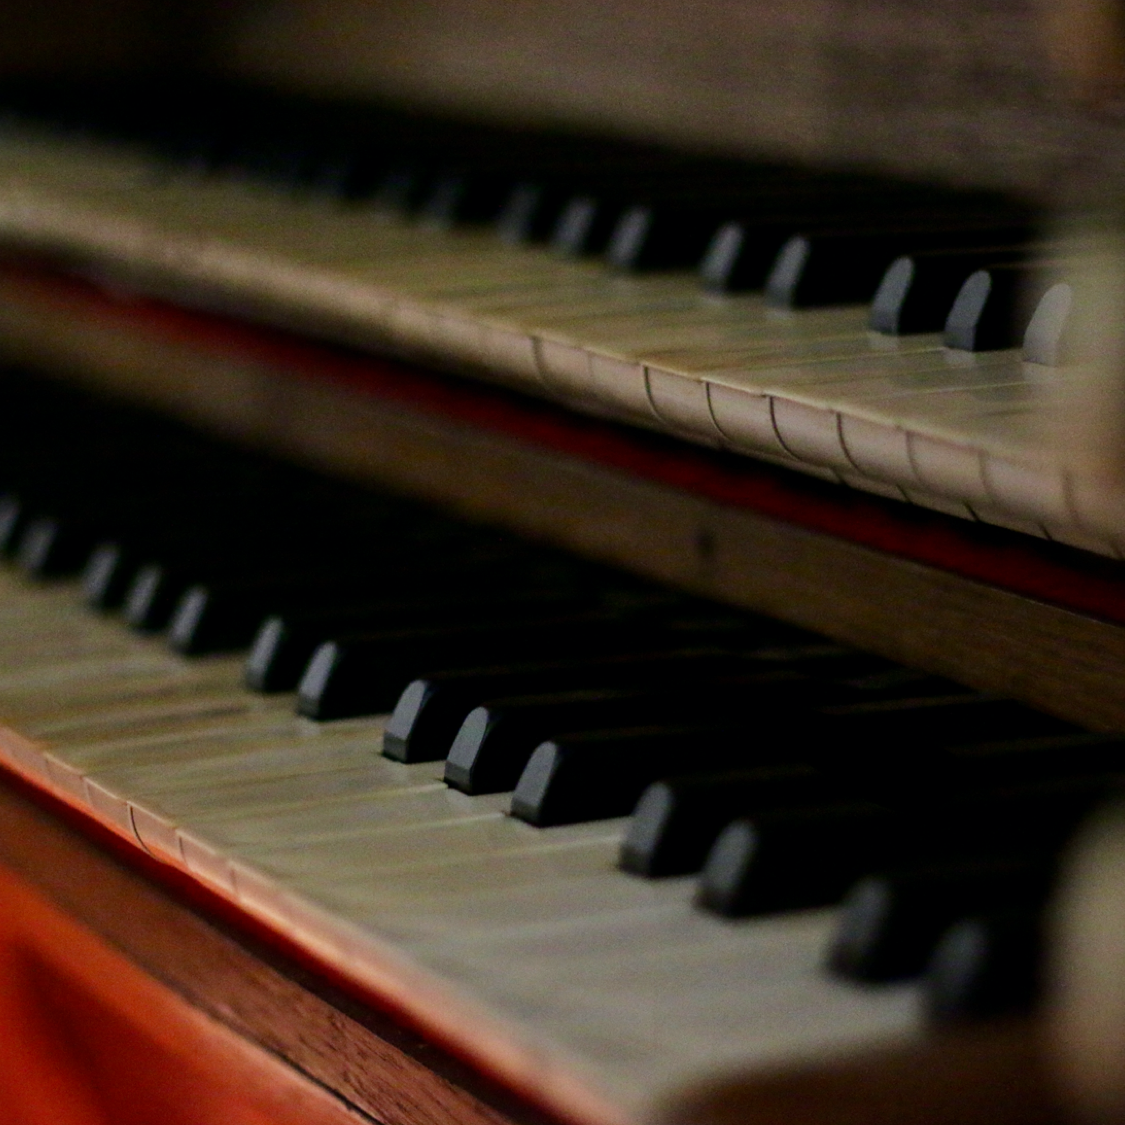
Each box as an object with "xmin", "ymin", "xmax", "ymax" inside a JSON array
[{"xmin": 0, "ymin": 858, "xmax": 370, "ymax": 1125}]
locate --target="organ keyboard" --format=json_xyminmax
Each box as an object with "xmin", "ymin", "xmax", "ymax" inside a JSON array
[
  {"xmin": 0, "ymin": 105, "xmax": 1089, "ymax": 548},
  {"xmin": 0, "ymin": 41, "xmax": 1121, "ymax": 1125}
]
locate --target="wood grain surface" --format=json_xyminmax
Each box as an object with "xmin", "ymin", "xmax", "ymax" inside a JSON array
[
  {"xmin": 196, "ymin": 0, "xmax": 1125, "ymax": 202},
  {"xmin": 1, "ymin": 0, "xmax": 1124, "ymax": 201}
]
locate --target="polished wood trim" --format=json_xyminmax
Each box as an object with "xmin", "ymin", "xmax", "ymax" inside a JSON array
[{"xmin": 0, "ymin": 774, "xmax": 553, "ymax": 1125}]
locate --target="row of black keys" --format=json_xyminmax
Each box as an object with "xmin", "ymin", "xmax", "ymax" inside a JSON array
[
  {"xmin": 2, "ymin": 369, "xmax": 1115, "ymax": 1021},
  {"xmin": 1, "ymin": 79, "xmax": 1075, "ymax": 359}
]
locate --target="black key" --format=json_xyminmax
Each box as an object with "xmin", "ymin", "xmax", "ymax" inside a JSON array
[
  {"xmin": 393, "ymin": 650, "xmax": 756, "ymax": 767},
  {"xmin": 813, "ymin": 696, "xmax": 1075, "ymax": 778},
  {"xmin": 443, "ymin": 676, "xmax": 808, "ymax": 788},
  {"xmin": 366, "ymin": 162, "xmax": 435, "ymax": 214},
  {"xmin": 121, "ymin": 552, "xmax": 313, "ymax": 633},
  {"xmin": 497, "ymin": 181, "xmax": 577, "ymax": 244},
  {"xmin": 122, "ymin": 561, "xmax": 188, "ymax": 632},
  {"xmin": 167, "ymin": 566, "xmax": 529, "ymax": 656},
  {"xmin": 696, "ymin": 802, "xmax": 895, "ymax": 916},
  {"xmin": 245, "ymin": 581, "xmax": 598, "ymax": 693},
  {"xmin": 767, "ymin": 224, "xmax": 1032, "ymax": 309},
  {"xmin": 552, "ymin": 193, "xmax": 628, "ymax": 257},
  {"xmin": 548, "ymin": 174, "xmax": 711, "ymax": 258},
  {"xmin": 699, "ymin": 219, "xmax": 785, "ymax": 292},
  {"xmin": 167, "ymin": 577, "xmax": 315, "ymax": 655},
  {"xmin": 606, "ymin": 203, "xmax": 731, "ymax": 272},
  {"xmin": 124, "ymin": 526, "xmax": 482, "ymax": 635},
  {"xmin": 619, "ymin": 766, "xmax": 835, "ymax": 877},
  {"xmin": 699, "ymin": 200, "xmax": 905, "ymax": 293},
  {"xmin": 960, "ymin": 773, "xmax": 1123, "ymax": 848},
  {"xmin": 507, "ymin": 148, "xmax": 707, "ymax": 248},
  {"xmin": 440, "ymin": 654, "xmax": 947, "ymax": 789},
  {"xmin": 173, "ymin": 483, "xmax": 556, "ymax": 575},
  {"xmin": 24, "ymin": 471, "xmax": 234, "ymax": 589},
  {"xmin": 297, "ymin": 613, "xmax": 653, "ymax": 720},
  {"xmin": 696, "ymin": 774, "xmax": 1112, "ymax": 919},
  {"xmin": 447, "ymin": 688, "xmax": 661, "ymax": 780},
  {"xmin": 936, "ymin": 732, "xmax": 1125, "ymax": 795},
  {"xmin": 696, "ymin": 183, "xmax": 1002, "ymax": 293},
  {"xmin": 924, "ymin": 908, "xmax": 1043, "ymax": 1021},
  {"xmin": 944, "ymin": 264, "xmax": 1055, "ymax": 352},
  {"xmin": 826, "ymin": 857, "xmax": 1053, "ymax": 983},
  {"xmin": 0, "ymin": 494, "xmax": 29, "ymax": 556},
  {"xmin": 15, "ymin": 514, "xmax": 98, "ymax": 578},
  {"xmin": 1022, "ymin": 281, "xmax": 1074, "ymax": 366},
  {"xmin": 82, "ymin": 541, "xmax": 142, "ymax": 611},
  {"xmin": 503, "ymin": 689, "xmax": 1075, "ymax": 830},
  {"xmin": 421, "ymin": 168, "xmax": 519, "ymax": 228},
  {"xmin": 870, "ymin": 247, "xmax": 1027, "ymax": 335},
  {"xmin": 698, "ymin": 211, "xmax": 857, "ymax": 294},
  {"xmin": 319, "ymin": 601, "xmax": 795, "ymax": 725},
  {"xmin": 616, "ymin": 678, "xmax": 995, "ymax": 879},
  {"xmin": 510, "ymin": 723, "xmax": 792, "ymax": 827},
  {"xmin": 397, "ymin": 667, "xmax": 629, "ymax": 768},
  {"xmin": 247, "ymin": 610, "xmax": 340, "ymax": 693}
]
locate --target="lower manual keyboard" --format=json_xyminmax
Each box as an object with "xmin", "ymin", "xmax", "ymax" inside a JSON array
[{"xmin": 0, "ymin": 570, "xmax": 920, "ymax": 1125}]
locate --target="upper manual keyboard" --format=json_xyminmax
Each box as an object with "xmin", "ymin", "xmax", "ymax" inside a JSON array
[{"xmin": 0, "ymin": 79, "xmax": 1114, "ymax": 557}]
